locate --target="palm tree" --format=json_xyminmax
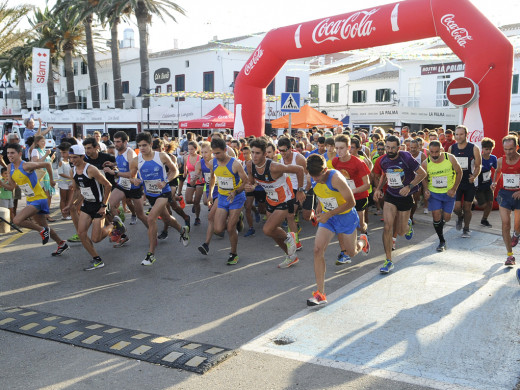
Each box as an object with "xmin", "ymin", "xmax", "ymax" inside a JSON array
[
  {"xmin": 0, "ymin": 43, "xmax": 32, "ymax": 110},
  {"xmin": 116, "ymin": 0, "xmax": 185, "ymax": 108},
  {"xmin": 0, "ymin": 1, "xmax": 33, "ymax": 55}
]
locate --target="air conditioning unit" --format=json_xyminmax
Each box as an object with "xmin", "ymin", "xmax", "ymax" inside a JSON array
[{"xmin": 122, "ymin": 93, "xmax": 134, "ymax": 109}]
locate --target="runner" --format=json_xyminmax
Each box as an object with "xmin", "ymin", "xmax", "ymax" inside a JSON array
[
  {"xmin": 241, "ymin": 145, "xmax": 264, "ymax": 237},
  {"xmin": 129, "ymin": 132, "xmax": 190, "ymax": 266},
  {"xmin": 492, "ymin": 135, "xmax": 520, "ymax": 267},
  {"xmin": 208, "ymin": 136, "xmax": 249, "ymax": 265},
  {"xmin": 332, "ymin": 134, "xmax": 371, "ymax": 264},
  {"xmin": 245, "ymin": 137, "xmax": 306, "ymax": 268},
  {"xmin": 184, "ymin": 140, "xmax": 204, "ymax": 225},
  {"xmin": 374, "ymin": 135, "xmax": 427, "ymax": 273},
  {"xmin": 449, "ymin": 125, "xmax": 482, "ymax": 238},
  {"xmin": 421, "ymin": 140, "xmax": 462, "ymax": 252},
  {"xmin": 475, "ymin": 137, "xmax": 497, "ymax": 227},
  {"xmin": 306, "ymin": 154, "xmax": 369, "ymax": 306},
  {"xmin": 409, "ymin": 139, "xmax": 428, "ymax": 220},
  {"xmin": 65, "ymin": 144, "xmax": 116, "ymax": 270},
  {"xmin": 1, "ymin": 143, "xmax": 68, "ymax": 256}
]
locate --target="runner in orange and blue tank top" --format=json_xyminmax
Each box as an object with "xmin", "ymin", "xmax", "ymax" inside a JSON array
[
  {"xmin": 0, "ymin": 143, "xmax": 68, "ymax": 256},
  {"xmin": 305, "ymin": 154, "xmax": 369, "ymax": 307}
]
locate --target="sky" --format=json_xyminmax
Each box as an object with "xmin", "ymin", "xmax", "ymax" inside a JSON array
[{"xmin": 17, "ymin": 0, "xmax": 520, "ymax": 52}]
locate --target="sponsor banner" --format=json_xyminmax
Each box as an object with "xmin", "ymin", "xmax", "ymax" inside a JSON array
[
  {"xmin": 31, "ymin": 48, "xmax": 50, "ymax": 92},
  {"xmin": 349, "ymin": 107, "xmax": 459, "ymax": 124},
  {"xmin": 421, "ymin": 61, "xmax": 465, "ymax": 75}
]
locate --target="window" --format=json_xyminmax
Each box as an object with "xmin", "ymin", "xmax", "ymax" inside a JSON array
[
  {"xmin": 102, "ymin": 82, "xmax": 109, "ymax": 100},
  {"xmin": 122, "ymin": 81, "xmax": 129, "ymax": 94},
  {"xmin": 203, "ymin": 71, "xmax": 214, "ymax": 92},
  {"xmin": 155, "ymin": 86, "xmax": 161, "ymax": 93},
  {"xmin": 73, "ymin": 62, "xmax": 78, "ymax": 76},
  {"xmin": 166, "ymin": 84, "xmax": 172, "ymax": 93},
  {"xmin": 310, "ymin": 84, "xmax": 319, "ymax": 103},
  {"xmin": 266, "ymin": 79, "xmax": 275, "ymax": 96},
  {"xmin": 326, "ymin": 83, "xmax": 339, "ymax": 103},
  {"xmin": 513, "ymin": 74, "xmax": 519, "ymax": 94},
  {"xmin": 408, "ymin": 77, "xmax": 421, "ymax": 107},
  {"xmin": 175, "ymin": 74, "xmax": 185, "ymax": 101},
  {"xmin": 286, "ymin": 76, "xmax": 300, "ymax": 92},
  {"xmin": 81, "ymin": 62, "xmax": 88, "ymax": 75},
  {"xmin": 375, "ymin": 88, "xmax": 391, "ymax": 102},
  {"xmin": 185, "ymin": 60, "xmax": 190, "ymax": 68},
  {"xmin": 352, "ymin": 90, "xmax": 366, "ymax": 103},
  {"xmin": 436, "ymin": 75, "xmax": 450, "ymax": 107}
]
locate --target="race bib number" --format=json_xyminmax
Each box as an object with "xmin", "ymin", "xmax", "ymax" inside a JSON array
[
  {"xmin": 503, "ymin": 174, "xmax": 520, "ymax": 189},
  {"xmin": 19, "ymin": 183, "xmax": 35, "ymax": 197},
  {"xmin": 217, "ymin": 176, "xmax": 233, "ymax": 190},
  {"xmin": 346, "ymin": 179, "xmax": 356, "ymax": 190},
  {"xmin": 482, "ymin": 171, "xmax": 492, "ymax": 183},
  {"xmin": 387, "ymin": 172, "xmax": 403, "ymax": 188},
  {"xmin": 144, "ymin": 179, "xmax": 162, "ymax": 194},
  {"xmin": 318, "ymin": 196, "xmax": 339, "ymax": 212},
  {"xmin": 265, "ymin": 187, "xmax": 279, "ymax": 202},
  {"xmin": 79, "ymin": 186, "xmax": 96, "ymax": 202},
  {"xmin": 204, "ymin": 172, "xmax": 211, "ymax": 184},
  {"xmin": 456, "ymin": 157, "xmax": 468, "ymax": 170},
  {"xmin": 432, "ymin": 176, "xmax": 448, "ymax": 188},
  {"xmin": 118, "ymin": 177, "xmax": 131, "ymax": 190}
]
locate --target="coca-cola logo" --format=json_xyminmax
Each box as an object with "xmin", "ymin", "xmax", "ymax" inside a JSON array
[
  {"xmin": 312, "ymin": 9, "xmax": 379, "ymax": 45},
  {"xmin": 440, "ymin": 14, "xmax": 473, "ymax": 48},
  {"xmin": 244, "ymin": 46, "xmax": 264, "ymax": 76},
  {"xmin": 468, "ymin": 128, "xmax": 484, "ymax": 143}
]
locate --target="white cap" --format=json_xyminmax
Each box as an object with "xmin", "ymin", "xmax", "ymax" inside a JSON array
[{"xmin": 69, "ymin": 144, "xmax": 85, "ymax": 155}]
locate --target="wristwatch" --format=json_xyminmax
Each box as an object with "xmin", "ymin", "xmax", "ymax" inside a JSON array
[
  {"xmin": 297, "ymin": 187, "xmax": 306, "ymax": 193},
  {"xmin": 408, "ymin": 183, "xmax": 414, "ymax": 189},
  {"xmin": 100, "ymin": 203, "xmax": 107, "ymax": 208}
]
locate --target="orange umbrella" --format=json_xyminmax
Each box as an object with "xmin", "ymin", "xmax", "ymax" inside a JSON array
[{"xmin": 270, "ymin": 104, "xmax": 342, "ymax": 129}]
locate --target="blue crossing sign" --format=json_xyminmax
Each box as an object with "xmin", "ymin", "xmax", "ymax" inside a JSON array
[{"xmin": 280, "ymin": 92, "xmax": 301, "ymax": 113}]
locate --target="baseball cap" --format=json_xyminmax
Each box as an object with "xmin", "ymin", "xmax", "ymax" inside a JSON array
[{"xmin": 69, "ymin": 144, "xmax": 85, "ymax": 155}]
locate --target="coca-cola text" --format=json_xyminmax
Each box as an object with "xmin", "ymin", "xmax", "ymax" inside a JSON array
[
  {"xmin": 468, "ymin": 128, "xmax": 484, "ymax": 143},
  {"xmin": 440, "ymin": 14, "xmax": 473, "ymax": 48},
  {"xmin": 244, "ymin": 46, "xmax": 264, "ymax": 76},
  {"xmin": 312, "ymin": 9, "xmax": 379, "ymax": 45}
]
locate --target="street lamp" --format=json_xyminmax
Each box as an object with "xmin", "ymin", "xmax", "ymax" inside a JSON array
[
  {"xmin": 0, "ymin": 80, "xmax": 13, "ymax": 113},
  {"xmin": 137, "ymin": 86, "xmax": 153, "ymax": 131}
]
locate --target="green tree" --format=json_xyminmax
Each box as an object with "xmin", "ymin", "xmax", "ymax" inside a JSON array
[
  {"xmin": 0, "ymin": 1, "xmax": 33, "ymax": 55},
  {"xmin": 0, "ymin": 43, "xmax": 32, "ymax": 110}
]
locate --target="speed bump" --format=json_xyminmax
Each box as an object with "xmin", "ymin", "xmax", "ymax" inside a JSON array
[{"xmin": 0, "ymin": 307, "xmax": 235, "ymax": 374}]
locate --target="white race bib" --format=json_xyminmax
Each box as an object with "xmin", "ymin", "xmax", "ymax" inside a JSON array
[
  {"xmin": 204, "ymin": 172, "xmax": 211, "ymax": 184},
  {"xmin": 265, "ymin": 187, "xmax": 279, "ymax": 202},
  {"xmin": 318, "ymin": 196, "xmax": 339, "ymax": 212},
  {"xmin": 118, "ymin": 177, "xmax": 131, "ymax": 190},
  {"xmin": 19, "ymin": 183, "xmax": 35, "ymax": 197},
  {"xmin": 503, "ymin": 174, "xmax": 520, "ymax": 189},
  {"xmin": 482, "ymin": 171, "xmax": 492, "ymax": 183},
  {"xmin": 80, "ymin": 186, "xmax": 95, "ymax": 202},
  {"xmin": 456, "ymin": 157, "xmax": 469, "ymax": 170},
  {"xmin": 217, "ymin": 176, "xmax": 233, "ymax": 190},
  {"xmin": 432, "ymin": 176, "xmax": 448, "ymax": 188},
  {"xmin": 144, "ymin": 179, "xmax": 162, "ymax": 194},
  {"xmin": 387, "ymin": 172, "xmax": 403, "ymax": 188},
  {"xmin": 346, "ymin": 179, "xmax": 356, "ymax": 190}
]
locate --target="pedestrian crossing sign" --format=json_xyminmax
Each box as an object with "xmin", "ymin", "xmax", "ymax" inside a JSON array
[{"xmin": 280, "ymin": 92, "xmax": 301, "ymax": 113}]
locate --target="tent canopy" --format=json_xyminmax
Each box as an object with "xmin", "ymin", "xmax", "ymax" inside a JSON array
[
  {"xmin": 270, "ymin": 104, "xmax": 342, "ymax": 129},
  {"xmin": 179, "ymin": 104, "xmax": 234, "ymax": 129}
]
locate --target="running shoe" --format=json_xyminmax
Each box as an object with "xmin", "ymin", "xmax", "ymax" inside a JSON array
[
  {"xmin": 141, "ymin": 252, "xmax": 156, "ymax": 266},
  {"xmin": 180, "ymin": 225, "xmax": 190, "ymax": 247},
  {"xmin": 214, "ymin": 231, "xmax": 225, "ymax": 238},
  {"xmin": 184, "ymin": 215, "xmax": 191, "ymax": 228},
  {"xmin": 505, "ymin": 255, "xmax": 516, "ymax": 266},
  {"xmin": 516, "ymin": 268, "xmax": 520, "ymax": 285},
  {"xmin": 307, "ymin": 290, "xmax": 327, "ymax": 306},
  {"xmin": 40, "ymin": 226, "xmax": 50, "ymax": 245},
  {"xmin": 380, "ymin": 259, "xmax": 394, "ymax": 274},
  {"xmin": 404, "ymin": 218, "xmax": 413, "ymax": 240},
  {"xmin": 51, "ymin": 241, "xmax": 69, "ymax": 256},
  {"xmin": 285, "ymin": 232, "xmax": 297, "ymax": 257},
  {"xmin": 278, "ymin": 255, "xmax": 299, "ymax": 268},
  {"xmin": 198, "ymin": 242, "xmax": 209, "ymax": 255},
  {"xmin": 262, "ymin": 215, "xmax": 267, "ymax": 221},
  {"xmin": 113, "ymin": 235, "xmax": 130, "ymax": 248},
  {"xmin": 237, "ymin": 212, "xmax": 245, "ymax": 232},
  {"xmin": 281, "ymin": 220, "xmax": 288, "ymax": 229},
  {"xmin": 480, "ymin": 219, "xmax": 492, "ymax": 227},
  {"xmin": 456, "ymin": 216, "xmax": 463, "ymax": 231},
  {"xmin": 194, "ymin": 217, "xmax": 201, "ymax": 226},
  {"xmin": 461, "ymin": 229, "xmax": 471, "ymax": 238},
  {"xmin": 158, "ymin": 231, "xmax": 168, "ymax": 240},
  {"xmin": 84, "ymin": 258, "xmax": 104, "ymax": 271},
  {"xmin": 436, "ymin": 242, "xmax": 447, "ymax": 252},
  {"xmin": 112, "ymin": 216, "xmax": 126, "ymax": 235},
  {"xmin": 512, "ymin": 233, "xmax": 519, "ymax": 248},
  {"xmin": 178, "ymin": 196, "xmax": 186, "ymax": 209},
  {"xmin": 118, "ymin": 206, "xmax": 126, "ymax": 222},
  {"xmin": 392, "ymin": 239, "xmax": 396, "ymax": 251},
  {"xmin": 336, "ymin": 252, "xmax": 351, "ymax": 265},
  {"xmin": 360, "ymin": 233, "xmax": 370, "ymax": 255},
  {"xmin": 227, "ymin": 253, "xmax": 239, "ymax": 265},
  {"xmin": 129, "ymin": 215, "xmax": 137, "ymax": 225},
  {"xmin": 254, "ymin": 211, "xmax": 261, "ymax": 223},
  {"xmin": 296, "ymin": 242, "xmax": 303, "ymax": 251},
  {"xmin": 423, "ymin": 208, "xmax": 429, "ymax": 214},
  {"xmin": 244, "ymin": 227, "xmax": 255, "ymax": 237}
]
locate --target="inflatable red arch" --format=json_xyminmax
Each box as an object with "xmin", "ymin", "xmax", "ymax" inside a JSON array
[{"xmin": 233, "ymin": 0, "xmax": 513, "ymax": 154}]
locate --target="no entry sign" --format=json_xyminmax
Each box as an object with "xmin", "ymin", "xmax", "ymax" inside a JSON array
[{"xmin": 447, "ymin": 77, "xmax": 479, "ymax": 107}]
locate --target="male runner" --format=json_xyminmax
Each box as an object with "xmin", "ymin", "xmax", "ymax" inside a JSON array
[
  {"xmin": 1, "ymin": 143, "xmax": 68, "ymax": 256},
  {"xmin": 129, "ymin": 132, "xmax": 190, "ymax": 265},
  {"xmin": 306, "ymin": 154, "xmax": 369, "ymax": 306},
  {"xmin": 374, "ymin": 135, "xmax": 427, "ymax": 273},
  {"xmin": 449, "ymin": 125, "xmax": 482, "ymax": 238},
  {"xmin": 475, "ymin": 137, "xmax": 497, "ymax": 227},
  {"xmin": 422, "ymin": 140, "xmax": 462, "ymax": 252},
  {"xmin": 246, "ymin": 138, "xmax": 306, "ymax": 268}
]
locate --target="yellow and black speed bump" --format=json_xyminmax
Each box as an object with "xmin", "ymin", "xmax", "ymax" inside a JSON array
[{"xmin": 0, "ymin": 307, "xmax": 235, "ymax": 374}]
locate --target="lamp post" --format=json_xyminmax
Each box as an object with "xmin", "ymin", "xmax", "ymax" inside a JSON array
[
  {"xmin": 137, "ymin": 87, "xmax": 153, "ymax": 131},
  {"xmin": 0, "ymin": 80, "xmax": 13, "ymax": 114}
]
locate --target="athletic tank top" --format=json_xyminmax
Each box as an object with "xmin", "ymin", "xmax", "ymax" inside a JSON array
[
  {"xmin": 450, "ymin": 142, "xmax": 475, "ymax": 184},
  {"xmin": 186, "ymin": 154, "xmax": 203, "ymax": 184},
  {"xmin": 73, "ymin": 163, "xmax": 104, "ymax": 203},
  {"xmin": 252, "ymin": 159, "xmax": 293, "ymax": 206},
  {"xmin": 201, "ymin": 157, "xmax": 218, "ymax": 198},
  {"xmin": 10, "ymin": 161, "xmax": 47, "ymax": 202},
  {"xmin": 213, "ymin": 157, "xmax": 241, "ymax": 196},
  {"xmin": 427, "ymin": 153, "xmax": 456, "ymax": 193},
  {"xmin": 280, "ymin": 151, "xmax": 307, "ymax": 190},
  {"xmin": 138, "ymin": 151, "xmax": 171, "ymax": 197},
  {"xmin": 501, "ymin": 154, "xmax": 520, "ymax": 191},
  {"xmin": 115, "ymin": 147, "xmax": 139, "ymax": 190},
  {"xmin": 312, "ymin": 170, "xmax": 350, "ymax": 215},
  {"xmin": 412, "ymin": 152, "xmax": 423, "ymax": 165}
]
